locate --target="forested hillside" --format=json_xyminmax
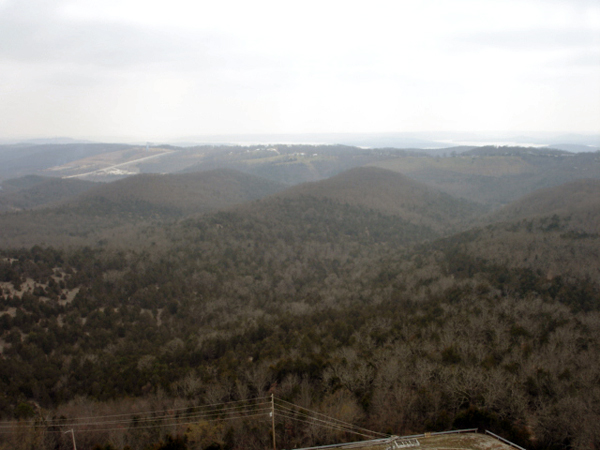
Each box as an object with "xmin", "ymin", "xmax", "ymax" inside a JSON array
[
  {"xmin": 0, "ymin": 176, "xmax": 97, "ymax": 212},
  {"xmin": 274, "ymin": 167, "xmax": 486, "ymax": 234},
  {"xmin": 0, "ymin": 166, "xmax": 598, "ymax": 450},
  {"xmin": 179, "ymin": 145, "xmax": 419, "ymax": 186},
  {"xmin": 0, "ymin": 170, "xmax": 286, "ymax": 249},
  {"xmin": 70, "ymin": 169, "xmax": 287, "ymax": 217},
  {"xmin": 370, "ymin": 148, "xmax": 600, "ymax": 207},
  {"xmin": 486, "ymin": 179, "xmax": 600, "ymax": 227},
  {"xmin": 3, "ymin": 143, "xmax": 598, "ymax": 206}
]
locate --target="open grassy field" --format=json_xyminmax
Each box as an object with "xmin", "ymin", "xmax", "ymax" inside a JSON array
[{"xmin": 45, "ymin": 147, "xmax": 174, "ymax": 178}]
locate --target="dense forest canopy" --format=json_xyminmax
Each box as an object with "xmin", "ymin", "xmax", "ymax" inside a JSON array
[{"xmin": 0, "ymin": 145, "xmax": 599, "ymax": 450}]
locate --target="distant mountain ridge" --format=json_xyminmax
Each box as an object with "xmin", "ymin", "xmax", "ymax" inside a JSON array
[
  {"xmin": 0, "ymin": 169, "xmax": 287, "ymax": 248},
  {"xmin": 0, "ymin": 143, "xmax": 136, "ymax": 181},
  {"xmin": 271, "ymin": 166, "xmax": 486, "ymax": 234},
  {"xmin": 369, "ymin": 147, "xmax": 600, "ymax": 207},
  {"xmin": 433, "ymin": 178, "xmax": 600, "ymax": 280},
  {"xmin": 69, "ymin": 168, "xmax": 287, "ymax": 216},
  {"xmin": 484, "ymin": 178, "xmax": 600, "ymax": 236},
  {"xmin": 488, "ymin": 178, "xmax": 600, "ymax": 222},
  {"xmin": 0, "ymin": 175, "xmax": 97, "ymax": 212},
  {"xmin": 462, "ymin": 146, "xmax": 571, "ymax": 157}
]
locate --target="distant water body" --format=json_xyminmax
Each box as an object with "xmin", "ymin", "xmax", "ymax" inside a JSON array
[{"xmin": 170, "ymin": 132, "xmax": 600, "ymax": 151}]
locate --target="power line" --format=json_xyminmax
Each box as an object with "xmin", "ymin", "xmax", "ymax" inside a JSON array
[
  {"xmin": 0, "ymin": 396, "xmax": 271, "ymax": 427},
  {"xmin": 274, "ymin": 408, "xmax": 381, "ymax": 440},
  {"xmin": 0, "ymin": 399, "xmax": 272, "ymax": 432},
  {"xmin": 274, "ymin": 398, "xmax": 389, "ymax": 438},
  {"xmin": 276, "ymin": 411, "xmax": 379, "ymax": 440},
  {"xmin": 0, "ymin": 409, "xmax": 273, "ymax": 434},
  {"xmin": 0, "ymin": 395, "xmax": 387, "ymax": 447},
  {"xmin": 0, "ymin": 397, "xmax": 271, "ymax": 430}
]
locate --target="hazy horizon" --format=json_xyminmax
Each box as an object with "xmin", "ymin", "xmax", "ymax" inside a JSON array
[
  {"xmin": 1, "ymin": 131, "xmax": 599, "ymax": 151},
  {"xmin": 1, "ymin": 0, "xmax": 599, "ymax": 141}
]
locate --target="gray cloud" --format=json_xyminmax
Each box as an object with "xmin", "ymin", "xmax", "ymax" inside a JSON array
[
  {"xmin": 458, "ymin": 28, "xmax": 598, "ymax": 52},
  {"xmin": 0, "ymin": 0, "xmax": 598, "ymax": 138},
  {"xmin": 0, "ymin": 0, "xmax": 226, "ymax": 70},
  {"xmin": 544, "ymin": 50, "xmax": 600, "ymax": 72}
]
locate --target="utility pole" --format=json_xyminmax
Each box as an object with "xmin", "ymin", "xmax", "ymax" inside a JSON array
[
  {"xmin": 64, "ymin": 429, "xmax": 77, "ymax": 450},
  {"xmin": 271, "ymin": 393, "xmax": 276, "ymax": 450}
]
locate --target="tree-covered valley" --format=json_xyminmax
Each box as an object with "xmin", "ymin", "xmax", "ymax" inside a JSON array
[{"xmin": 0, "ymin": 146, "xmax": 599, "ymax": 450}]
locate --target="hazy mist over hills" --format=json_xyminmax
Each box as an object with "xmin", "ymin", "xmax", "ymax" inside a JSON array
[
  {"xmin": 0, "ymin": 142, "xmax": 598, "ymax": 248},
  {"xmin": 3, "ymin": 131, "xmax": 599, "ymax": 151}
]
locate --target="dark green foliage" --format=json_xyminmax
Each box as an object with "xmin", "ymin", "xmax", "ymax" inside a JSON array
[{"xmin": 14, "ymin": 402, "xmax": 35, "ymax": 419}]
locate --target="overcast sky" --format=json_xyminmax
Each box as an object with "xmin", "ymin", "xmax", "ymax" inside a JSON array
[{"xmin": 1, "ymin": 0, "xmax": 599, "ymax": 141}]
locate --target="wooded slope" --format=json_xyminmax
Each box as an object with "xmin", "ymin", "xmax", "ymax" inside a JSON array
[
  {"xmin": 0, "ymin": 157, "xmax": 598, "ymax": 450},
  {"xmin": 0, "ymin": 176, "xmax": 97, "ymax": 212}
]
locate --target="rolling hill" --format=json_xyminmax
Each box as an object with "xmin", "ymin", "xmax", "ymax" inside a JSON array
[
  {"xmin": 0, "ymin": 169, "xmax": 287, "ymax": 248},
  {"xmin": 0, "ymin": 175, "xmax": 97, "ymax": 212},
  {"xmin": 270, "ymin": 166, "xmax": 487, "ymax": 235},
  {"xmin": 0, "ymin": 169, "xmax": 599, "ymax": 449},
  {"xmin": 3, "ymin": 143, "xmax": 599, "ymax": 206},
  {"xmin": 486, "ymin": 178, "xmax": 600, "ymax": 229},
  {"xmin": 368, "ymin": 147, "xmax": 600, "ymax": 207},
  {"xmin": 67, "ymin": 168, "xmax": 287, "ymax": 216},
  {"xmin": 430, "ymin": 178, "xmax": 600, "ymax": 281},
  {"xmin": 180, "ymin": 144, "xmax": 422, "ymax": 186}
]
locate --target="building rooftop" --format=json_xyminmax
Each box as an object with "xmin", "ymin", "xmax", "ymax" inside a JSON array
[{"xmin": 293, "ymin": 432, "xmax": 519, "ymax": 450}]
